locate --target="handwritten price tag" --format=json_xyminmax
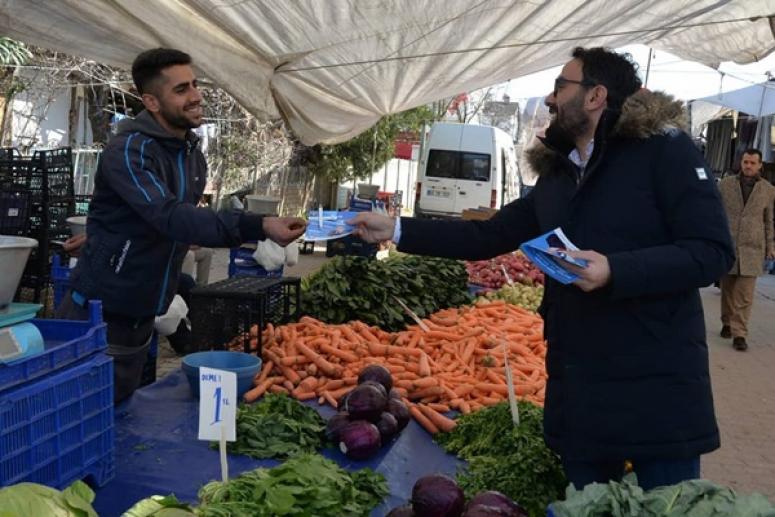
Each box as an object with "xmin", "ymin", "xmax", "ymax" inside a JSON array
[{"xmin": 197, "ymin": 367, "xmax": 237, "ymax": 442}]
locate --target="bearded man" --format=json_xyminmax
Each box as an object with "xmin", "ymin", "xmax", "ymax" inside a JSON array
[
  {"xmin": 349, "ymin": 47, "xmax": 734, "ymax": 490},
  {"xmin": 57, "ymin": 48, "xmax": 306, "ymax": 402}
]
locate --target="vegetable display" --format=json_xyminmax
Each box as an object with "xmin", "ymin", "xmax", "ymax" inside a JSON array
[
  {"xmin": 124, "ymin": 454, "xmax": 388, "ymax": 517},
  {"xmin": 436, "ymin": 402, "xmax": 566, "ymax": 517},
  {"xmin": 243, "ymin": 300, "xmax": 547, "ymax": 436},
  {"xmin": 0, "ymin": 480, "xmax": 97, "ymax": 517},
  {"xmin": 197, "ymin": 453, "xmax": 387, "ymax": 517},
  {"xmin": 467, "ymin": 252, "xmax": 544, "ymax": 289},
  {"xmin": 549, "ymin": 474, "xmax": 775, "ymax": 516},
  {"xmin": 301, "ymin": 255, "xmax": 471, "ymax": 331},
  {"xmin": 476, "ymin": 283, "xmax": 544, "ymax": 313},
  {"xmin": 226, "ymin": 392, "xmax": 326, "ymax": 459},
  {"xmin": 386, "ymin": 476, "xmax": 527, "ymax": 517}
]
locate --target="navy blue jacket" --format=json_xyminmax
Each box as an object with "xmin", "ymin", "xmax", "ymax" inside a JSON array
[
  {"xmin": 71, "ymin": 111, "xmax": 266, "ymax": 319},
  {"xmin": 399, "ymin": 91, "xmax": 734, "ymax": 461}
]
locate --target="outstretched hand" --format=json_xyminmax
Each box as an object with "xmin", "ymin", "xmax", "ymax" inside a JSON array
[
  {"xmin": 347, "ymin": 212, "xmax": 396, "ymax": 243},
  {"xmin": 262, "ymin": 217, "xmax": 307, "ymax": 247}
]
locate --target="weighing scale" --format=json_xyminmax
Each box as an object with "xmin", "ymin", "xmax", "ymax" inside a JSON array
[
  {"xmin": 0, "ymin": 302, "xmax": 44, "ymax": 364},
  {"xmin": 0, "ymin": 235, "xmax": 45, "ymax": 364}
]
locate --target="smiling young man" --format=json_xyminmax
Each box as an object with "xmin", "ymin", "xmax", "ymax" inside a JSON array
[
  {"xmin": 58, "ymin": 48, "xmax": 306, "ymax": 402},
  {"xmin": 350, "ymin": 47, "xmax": 734, "ymax": 490}
]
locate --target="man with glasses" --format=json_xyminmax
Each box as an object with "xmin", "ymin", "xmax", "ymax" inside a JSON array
[{"xmin": 349, "ymin": 47, "xmax": 733, "ymax": 490}]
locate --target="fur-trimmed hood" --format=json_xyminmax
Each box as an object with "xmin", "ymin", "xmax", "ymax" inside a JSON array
[{"xmin": 526, "ymin": 90, "xmax": 687, "ymax": 176}]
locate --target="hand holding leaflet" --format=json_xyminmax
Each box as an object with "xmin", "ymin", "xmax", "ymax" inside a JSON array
[
  {"xmin": 302, "ymin": 210, "xmax": 361, "ymax": 241},
  {"xmin": 519, "ymin": 228, "xmax": 588, "ymax": 284}
]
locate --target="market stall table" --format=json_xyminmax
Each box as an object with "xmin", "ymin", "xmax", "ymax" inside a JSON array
[{"xmin": 93, "ymin": 370, "xmax": 464, "ymax": 516}]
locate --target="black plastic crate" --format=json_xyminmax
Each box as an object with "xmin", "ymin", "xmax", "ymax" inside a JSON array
[
  {"xmin": 188, "ymin": 276, "xmax": 301, "ymax": 356},
  {"xmin": 0, "ymin": 190, "xmax": 32, "ymax": 236}
]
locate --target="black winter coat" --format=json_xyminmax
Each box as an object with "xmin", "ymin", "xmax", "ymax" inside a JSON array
[
  {"xmin": 399, "ymin": 91, "xmax": 734, "ymax": 461},
  {"xmin": 71, "ymin": 111, "xmax": 266, "ymax": 319}
]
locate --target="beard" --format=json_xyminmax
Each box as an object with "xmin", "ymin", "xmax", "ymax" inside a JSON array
[
  {"xmin": 159, "ymin": 103, "xmax": 202, "ymax": 131},
  {"xmin": 548, "ymin": 91, "xmax": 590, "ymax": 140}
]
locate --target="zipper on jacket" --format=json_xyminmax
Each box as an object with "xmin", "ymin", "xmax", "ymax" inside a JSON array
[{"xmin": 155, "ymin": 150, "xmax": 187, "ymax": 314}]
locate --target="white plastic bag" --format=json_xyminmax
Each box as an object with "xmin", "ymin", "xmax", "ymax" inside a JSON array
[
  {"xmin": 284, "ymin": 241, "xmax": 299, "ymax": 267},
  {"xmin": 253, "ymin": 239, "xmax": 285, "ymax": 271},
  {"xmin": 154, "ymin": 294, "xmax": 188, "ymax": 336}
]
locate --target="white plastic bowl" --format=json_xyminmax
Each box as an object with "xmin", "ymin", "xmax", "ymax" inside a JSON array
[
  {"xmin": 0, "ymin": 236, "xmax": 38, "ymax": 308},
  {"xmin": 66, "ymin": 216, "xmax": 87, "ymax": 236}
]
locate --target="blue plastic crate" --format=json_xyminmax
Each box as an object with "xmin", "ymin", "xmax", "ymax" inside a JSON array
[
  {"xmin": 0, "ymin": 353, "xmax": 114, "ymax": 488},
  {"xmin": 0, "ymin": 301, "xmax": 107, "ymax": 393},
  {"xmin": 51, "ymin": 254, "xmax": 72, "ymax": 310}
]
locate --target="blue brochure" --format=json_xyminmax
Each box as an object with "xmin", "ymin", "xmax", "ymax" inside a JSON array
[
  {"xmin": 302, "ymin": 209, "xmax": 360, "ymax": 241},
  {"xmin": 519, "ymin": 227, "xmax": 588, "ymax": 284}
]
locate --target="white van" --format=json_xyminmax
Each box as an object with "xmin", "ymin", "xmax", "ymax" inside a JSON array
[{"xmin": 414, "ymin": 123, "xmax": 519, "ymax": 218}]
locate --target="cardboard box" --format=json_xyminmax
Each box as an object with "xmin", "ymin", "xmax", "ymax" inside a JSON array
[{"xmin": 461, "ymin": 207, "xmax": 498, "ymax": 221}]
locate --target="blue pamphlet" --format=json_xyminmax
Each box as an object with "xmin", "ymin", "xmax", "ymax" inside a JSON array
[
  {"xmin": 519, "ymin": 227, "xmax": 588, "ymax": 284},
  {"xmin": 302, "ymin": 209, "xmax": 360, "ymax": 241}
]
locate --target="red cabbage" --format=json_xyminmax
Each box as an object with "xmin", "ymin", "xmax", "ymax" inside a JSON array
[
  {"xmin": 344, "ymin": 383, "xmax": 388, "ymax": 421},
  {"xmin": 387, "ymin": 398, "xmax": 411, "ymax": 430},
  {"xmin": 412, "ymin": 474, "xmax": 465, "ymax": 517},
  {"xmin": 358, "ymin": 364, "xmax": 393, "ymax": 392},
  {"xmin": 325, "ymin": 412, "xmax": 351, "ymax": 443},
  {"xmin": 338, "ymin": 420, "xmax": 381, "ymax": 459},
  {"xmin": 376, "ymin": 411, "xmax": 399, "ymax": 441},
  {"xmin": 465, "ymin": 491, "xmax": 527, "ymax": 517}
]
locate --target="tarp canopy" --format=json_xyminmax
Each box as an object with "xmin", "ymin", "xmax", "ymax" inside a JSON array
[
  {"xmin": 1, "ymin": 1, "xmax": 775, "ymax": 144},
  {"xmin": 693, "ymin": 81, "xmax": 775, "ymax": 117}
]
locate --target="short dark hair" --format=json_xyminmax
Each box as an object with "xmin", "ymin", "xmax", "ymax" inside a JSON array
[
  {"xmin": 132, "ymin": 48, "xmax": 192, "ymax": 95},
  {"xmin": 742, "ymin": 148, "xmax": 763, "ymax": 161},
  {"xmin": 571, "ymin": 47, "xmax": 642, "ymax": 111}
]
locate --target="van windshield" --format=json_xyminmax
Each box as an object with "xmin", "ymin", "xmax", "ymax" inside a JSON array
[{"xmin": 426, "ymin": 150, "xmax": 491, "ymax": 181}]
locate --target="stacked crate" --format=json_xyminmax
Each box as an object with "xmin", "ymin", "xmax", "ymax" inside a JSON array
[
  {"xmin": 0, "ymin": 147, "xmax": 76, "ymax": 303},
  {"xmin": 0, "ymin": 301, "xmax": 115, "ymax": 489}
]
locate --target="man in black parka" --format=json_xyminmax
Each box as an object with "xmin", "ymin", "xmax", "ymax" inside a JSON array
[{"xmin": 350, "ymin": 47, "xmax": 734, "ymax": 490}]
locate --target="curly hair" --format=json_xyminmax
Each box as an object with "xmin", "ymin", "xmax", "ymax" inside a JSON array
[{"xmin": 571, "ymin": 47, "xmax": 641, "ymax": 112}]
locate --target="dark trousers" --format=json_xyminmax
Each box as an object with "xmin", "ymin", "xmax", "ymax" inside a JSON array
[
  {"xmin": 562, "ymin": 456, "xmax": 701, "ymax": 491},
  {"xmin": 56, "ymin": 291, "xmax": 154, "ymax": 403}
]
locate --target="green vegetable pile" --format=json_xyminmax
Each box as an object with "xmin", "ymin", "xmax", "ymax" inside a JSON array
[
  {"xmin": 477, "ymin": 282, "xmax": 545, "ymax": 312},
  {"xmin": 224, "ymin": 393, "xmax": 326, "ymax": 459},
  {"xmin": 124, "ymin": 453, "xmax": 388, "ymax": 517},
  {"xmin": 301, "ymin": 255, "xmax": 471, "ymax": 331},
  {"xmin": 0, "ymin": 480, "xmax": 97, "ymax": 517},
  {"xmin": 436, "ymin": 401, "xmax": 566, "ymax": 517},
  {"xmin": 549, "ymin": 473, "xmax": 775, "ymax": 516}
]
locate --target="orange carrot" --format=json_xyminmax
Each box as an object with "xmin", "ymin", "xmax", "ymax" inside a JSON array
[
  {"xmin": 409, "ymin": 405, "xmax": 439, "ymax": 435},
  {"xmin": 417, "ymin": 404, "xmax": 456, "ymax": 432}
]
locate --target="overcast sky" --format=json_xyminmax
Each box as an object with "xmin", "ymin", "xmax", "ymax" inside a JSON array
[{"xmin": 502, "ymin": 44, "xmax": 775, "ymax": 103}]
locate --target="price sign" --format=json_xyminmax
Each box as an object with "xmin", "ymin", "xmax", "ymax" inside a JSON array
[{"xmin": 197, "ymin": 367, "xmax": 237, "ymax": 442}]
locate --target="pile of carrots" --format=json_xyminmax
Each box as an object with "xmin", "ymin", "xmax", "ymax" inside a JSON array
[{"xmin": 240, "ymin": 299, "xmax": 547, "ymax": 435}]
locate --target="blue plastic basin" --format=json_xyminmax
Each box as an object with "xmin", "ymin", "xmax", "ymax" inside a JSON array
[{"xmin": 181, "ymin": 351, "xmax": 262, "ymax": 399}]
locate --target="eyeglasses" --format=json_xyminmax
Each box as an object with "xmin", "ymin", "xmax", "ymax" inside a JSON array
[{"xmin": 553, "ymin": 76, "xmax": 596, "ymax": 96}]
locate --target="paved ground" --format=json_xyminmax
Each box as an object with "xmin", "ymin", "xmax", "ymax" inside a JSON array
[
  {"xmin": 157, "ymin": 248, "xmax": 775, "ymax": 500},
  {"xmin": 701, "ymin": 275, "xmax": 775, "ymax": 499}
]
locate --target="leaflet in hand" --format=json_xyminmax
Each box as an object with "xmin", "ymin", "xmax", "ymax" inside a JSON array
[
  {"xmin": 302, "ymin": 210, "xmax": 360, "ymax": 241},
  {"xmin": 519, "ymin": 228, "xmax": 588, "ymax": 284}
]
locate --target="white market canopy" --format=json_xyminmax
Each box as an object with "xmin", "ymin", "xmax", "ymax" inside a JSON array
[
  {"xmin": 693, "ymin": 81, "xmax": 775, "ymax": 117},
  {"xmin": 2, "ymin": 1, "xmax": 775, "ymax": 144}
]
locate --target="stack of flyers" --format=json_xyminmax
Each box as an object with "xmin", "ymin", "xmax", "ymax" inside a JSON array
[
  {"xmin": 519, "ymin": 227, "xmax": 588, "ymax": 284},
  {"xmin": 302, "ymin": 209, "xmax": 360, "ymax": 241}
]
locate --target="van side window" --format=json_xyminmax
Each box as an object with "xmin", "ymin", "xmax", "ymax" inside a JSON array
[
  {"xmin": 427, "ymin": 150, "xmax": 458, "ymax": 179},
  {"xmin": 460, "ymin": 153, "xmax": 491, "ymax": 181},
  {"xmin": 427, "ymin": 150, "xmax": 491, "ymax": 181}
]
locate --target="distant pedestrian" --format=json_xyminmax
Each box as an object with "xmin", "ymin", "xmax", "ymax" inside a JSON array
[{"xmin": 718, "ymin": 148, "xmax": 775, "ymax": 350}]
